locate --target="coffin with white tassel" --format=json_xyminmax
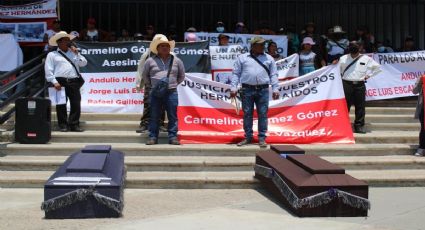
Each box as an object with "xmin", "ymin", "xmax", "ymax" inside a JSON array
[
  {"xmin": 255, "ymin": 150, "xmax": 369, "ymax": 217},
  {"xmin": 41, "ymin": 145, "xmax": 125, "ymax": 219}
]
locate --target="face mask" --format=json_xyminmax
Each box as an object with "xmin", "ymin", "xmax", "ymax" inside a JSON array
[
  {"xmin": 348, "ymin": 46, "xmax": 359, "ymax": 54},
  {"xmin": 216, "ymin": 27, "xmax": 225, "ymax": 33},
  {"xmin": 377, "ymin": 47, "xmax": 386, "ymax": 53}
]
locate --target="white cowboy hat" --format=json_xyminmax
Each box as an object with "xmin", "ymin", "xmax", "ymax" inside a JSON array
[
  {"xmin": 149, "ymin": 34, "xmax": 175, "ymax": 54},
  {"xmin": 48, "ymin": 31, "xmax": 75, "ymax": 46}
]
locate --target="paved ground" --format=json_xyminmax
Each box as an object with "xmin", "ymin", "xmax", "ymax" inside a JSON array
[{"xmin": 0, "ymin": 187, "xmax": 424, "ymax": 230}]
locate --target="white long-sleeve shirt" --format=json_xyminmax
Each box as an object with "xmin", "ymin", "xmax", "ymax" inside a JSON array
[
  {"xmin": 44, "ymin": 48, "xmax": 87, "ymax": 84},
  {"xmin": 339, "ymin": 54, "xmax": 381, "ymax": 81}
]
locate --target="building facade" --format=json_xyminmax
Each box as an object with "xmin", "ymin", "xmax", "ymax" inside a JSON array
[{"xmin": 1, "ymin": 0, "xmax": 424, "ymax": 49}]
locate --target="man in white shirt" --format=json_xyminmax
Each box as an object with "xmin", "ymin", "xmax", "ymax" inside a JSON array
[
  {"xmin": 337, "ymin": 41, "xmax": 381, "ymax": 133},
  {"xmin": 44, "ymin": 31, "xmax": 87, "ymax": 132}
]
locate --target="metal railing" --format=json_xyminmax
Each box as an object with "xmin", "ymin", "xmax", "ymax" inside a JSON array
[{"xmin": 0, "ymin": 52, "xmax": 48, "ymax": 124}]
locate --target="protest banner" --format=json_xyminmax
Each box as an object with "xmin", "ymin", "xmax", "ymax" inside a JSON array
[
  {"xmin": 366, "ymin": 51, "xmax": 425, "ymax": 101},
  {"xmin": 0, "ymin": 0, "xmax": 58, "ymax": 46},
  {"xmin": 185, "ymin": 32, "xmax": 288, "ymax": 57},
  {"xmin": 177, "ymin": 64, "xmax": 354, "ymax": 144},
  {"xmin": 76, "ymin": 41, "xmax": 210, "ymax": 113}
]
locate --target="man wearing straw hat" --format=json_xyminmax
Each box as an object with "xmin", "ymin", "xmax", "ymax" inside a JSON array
[
  {"xmin": 45, "ymin": 31, "xmax": 87, "ymax": 132},
  {"xmin": 142, "ymin": 35, "xmax": 185, "ymax": 145},
  {"xmin": 135, "ymin": 34, "xmax": 170, "ymax": 133},
  {"xmin": 230, "ymin": 36, "xmax": 280, "ymax": 148}
]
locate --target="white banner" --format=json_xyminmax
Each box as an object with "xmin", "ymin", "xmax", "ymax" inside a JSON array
[
  {"xmin": 276, "ymin": 53, "xmax": 299, "ymax": 80},
  {"xmin": 366, "ymin": 51, "xmax": 425, "ymax": 101},
  {"xmin": 209, "ymin": 45, "xmax": 299, "ymax": 84},
  {"xmin": 80, "ymin": 72, "xmax": 144, "ymax": 113},
  {"xmin": 0, "ymin": 0, "xmax": 57, "ymax": 19},
  {"xmin": 209, "ymin": 45, "xmax": 243, "ymax": 83},
  {"xmin": 186, "ymin": 32, "xmax": 288, "ymax": 57}
]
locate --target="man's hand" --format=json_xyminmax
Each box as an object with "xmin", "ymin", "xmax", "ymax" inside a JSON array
[
  {"xmin": 54, "ymin": 83, "xmax": 61, "ymax": 91},
  {"xmin": 70, "ymin": 46, "xmax": 79, "ymax": 54},
  {"xmin": 230, "ymin": 91, "xmax": 237, "ymax": 98},
  {"xmin": 272, "ymin": 92, "xmax": 280, "ymax": 100}
]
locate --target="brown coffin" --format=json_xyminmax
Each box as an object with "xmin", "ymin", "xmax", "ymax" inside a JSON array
[
  {"xmin": 270, "ymin": 145, "xmax": 305, "ymax": 155},
  {"xmin": 255, "ymin": 150, "xmax": 369, "ymax": 217}
]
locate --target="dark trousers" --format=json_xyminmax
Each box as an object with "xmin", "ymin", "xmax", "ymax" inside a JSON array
[
  {"xmin": 55, "ymin": 78, "xmax": 81, "ymax": 128},
  {"xmin": 240, "ymin": 86, "xmax": 269, "ymax": 141},
  {"xmin": 419, "ymin": 107, "xmax": 425, "ymax": 149},
  {"xmin": 149, "ymin": 89, "xmax": 178, "ymax": 140},
  {"xmin": 140, "ymin": 87, "xmax": 165, "ymax": 127},
  {"xmin": 343, "ymin": 80, "xmax": 366, "ymax": 128}
]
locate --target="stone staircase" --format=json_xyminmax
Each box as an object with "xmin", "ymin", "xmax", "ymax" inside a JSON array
[{"xmin": 1, "ymin": 100, "xmax": 425, "ymax": 188}]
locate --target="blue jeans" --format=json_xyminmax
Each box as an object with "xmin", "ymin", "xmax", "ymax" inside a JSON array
[
  {"xmin": 240, "ymin": 87, "xmax": 269, "ymax": 141},
  {"xmin": 149, "ymin": 90, "xmax": 178, "ymax": 141}
]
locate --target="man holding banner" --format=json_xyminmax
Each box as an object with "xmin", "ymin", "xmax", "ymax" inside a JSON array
[
  {"xmin": 338, "ymin": 41, "xmax": 381, "ymax": 133},
  {"xmin": 230, "ymin": 36, "xmax": 280, "ymax": 148}
]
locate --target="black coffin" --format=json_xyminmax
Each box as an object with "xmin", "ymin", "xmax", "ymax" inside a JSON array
[{"xmin": 42, "ymin": 145, "xmax": 125, "ymax": 219}]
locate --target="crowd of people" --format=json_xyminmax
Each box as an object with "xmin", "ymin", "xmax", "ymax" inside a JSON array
[{"xmin": 39, "ymin": 18, "xmax": 424, "ymax": 157}]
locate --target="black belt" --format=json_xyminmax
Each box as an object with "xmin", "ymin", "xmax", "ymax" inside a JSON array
[
  {"xmin": 168, "ymin": 88, "xmax": 177, "ymax": 92},
  {"xmin": 56, "ymin": 77, "xmax": 80, "ymax": 82},
  {"xmin": 343, "ymin": 80, "xmax": 365, "ymax": 85},
  {"xmin": 242, "ymin": 84, "xmax": 269, "ymax": 89}
]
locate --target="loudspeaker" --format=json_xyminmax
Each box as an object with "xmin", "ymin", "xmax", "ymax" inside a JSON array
[{"xmin": 15, "ymin": 97, "xmax": 51, "ymax": 144}]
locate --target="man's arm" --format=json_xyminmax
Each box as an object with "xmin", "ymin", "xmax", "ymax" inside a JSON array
[
  {"xmin": 73, "ymin": 53, "xmax": 87, "ymax": 67},
  {"xmin": 44, "ymin": 53, "xmax": 57, "ymax": 84},
  {"xmin": 176, "ymin": 58, "xmax": 186, "ymax": 84},
  {"xmin": 365, "ymin": 58, "xmax": 382, "ymax": 79},
  {"xmin": 142, "ymin": 58, "xmax": 152, "ymax": 88},
  {"xmin": 230, "ymin": 56, "xmax": 242, "ymax": 93}
]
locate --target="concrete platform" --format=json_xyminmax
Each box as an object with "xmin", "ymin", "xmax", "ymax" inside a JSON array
[{"xmin": 0, "ymin": 188, "xmax": 424, "ymax": 230}]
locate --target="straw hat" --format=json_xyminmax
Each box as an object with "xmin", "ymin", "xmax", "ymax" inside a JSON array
[
  {"xmin": 149, "ymin": 34, "xmax": 175, "ymax": 54},
  {"xmin": 48, "ymin": 31, "xmax": 75, "ymax": 46},
  {"xmin": 250, "ymin": 36, "xmax": 266, "ymax": 45}
]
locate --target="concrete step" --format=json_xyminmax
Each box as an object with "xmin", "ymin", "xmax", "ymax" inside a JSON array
[
  {"xmin": 0, "ymin": 111, "xmax": 418, "ymax": 123},
  {"xmin": 1, "ymin": 120, "xmax": 420, "ymax": 132},
  {"xmin": 0, "ymin": 156, "xmax": 254, "ymax": 171},
  {"xmin": 1, "ymin": 118, "xmax": 418, "ymax": 133},
  {"xmin": 12, "ymin": 130, "xmax": 417, "ymax": 144},
  {"xmin": 1, "ymin": 155, "xmax": 424, "ymax": 171},
  {"xmin": 1, "ymin": 169, "xmax": 424, "ymax": 188},
  {"xmin": 0, "ymin": 142, "xmax": 418, "ymax": 156},
  {"xmin": 365, "ymin": 123, "xmax": 419, "ymax": 131}
]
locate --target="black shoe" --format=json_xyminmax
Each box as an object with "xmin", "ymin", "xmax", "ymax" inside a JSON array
[
  {"xmin": 146, "ymin": 138, "xmax": 157, "ymax": 145},
  {"xmin": 159, "ymin": 126, "xmax": 168, "ymax": 132},
  {"xmin": 237, "ymin": 139, "xmax": 252, "ymax": 147},
  {"xmin": 259, "ymin": 140, "xmax": 267, "ymax": 148},
  {"xmin": 69, "ymin": 126, "xmax": 84, "ymax": 132},
  {"xmin": 354, "ymin": 126, "xmax": 367, "ymax": 134},
  {"xmin": 136, "ymin": 125, "xmax": 148, "ymax": 133},
  {"xmin": 169, "ymin": 139, "xmax": 180, "ymax": 145},
  {"xmin": 59, "ymin": 125, "xmax": 68, "ymax": 132}
]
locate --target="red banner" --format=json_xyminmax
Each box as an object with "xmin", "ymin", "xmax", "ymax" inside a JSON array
[{"xmin": 177, "ymin": 64, "xmax": 354, "ymax": 144}]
